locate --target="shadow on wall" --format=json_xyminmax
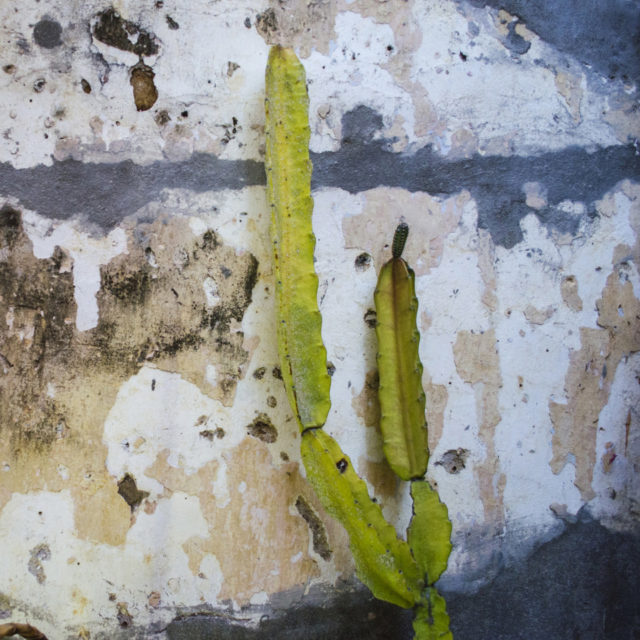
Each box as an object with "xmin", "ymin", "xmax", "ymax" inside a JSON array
[{"xmin": 160, "ymin": 510, "xmax": 639, "ymax": 639}]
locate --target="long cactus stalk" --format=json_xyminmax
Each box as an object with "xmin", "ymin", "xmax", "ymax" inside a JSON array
[
  {"xmin": 264, "ymin": 46, "xmax": 453, "ymax": 639},
  {"xmin": 264, "ymin": 45, "xmax": 331, "ymax": 431},
  {"xmin": 376, "ymin": 224, "xmax": 453, "ymax": 639},
  {"xmin": 374, "ymin": 223, "xmax": 429, "ymax": 481}
]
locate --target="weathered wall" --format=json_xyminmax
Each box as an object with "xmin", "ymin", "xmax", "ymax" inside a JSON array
[{"xmin": 0, "ymin": 1, "xmax": 638, "ymax": 638}]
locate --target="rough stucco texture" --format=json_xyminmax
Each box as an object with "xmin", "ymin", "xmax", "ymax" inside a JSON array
[{"xmin": 0, "ymin": 0, "xmax": 639, "ymax": 638}]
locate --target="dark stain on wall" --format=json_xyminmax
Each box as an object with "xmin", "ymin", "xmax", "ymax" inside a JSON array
[
  {"xmin": 445, "ymin": 510, "xmax": 640, "ymax": 640},
  {"xmin": 0, "ymin": 209, "xmax": 76, "ymax": 452},
  {"xmin": 139, "ymin": 511, "xmax": 640, "ymax": 639},
  {"xmin": 0, "ymin": 156, "xmax": 265, "ymax": 232},
  {"xmin": 117, "ymin": 473, "xmax": 149, "ymax": 511},
  {"xmin": 311, "ymin": 106, "xmax": 640, "ymax": 247},
  {"xmin": 164, "ymin": 586, "xmax": 411, "ymax": 640},
  {"xmin": 33, "ymin": 19, "xmax": 63, "ymax": 49},
  {"xmin": 0, "ymin": 109, "xmax": 638, "ymax": 248},
  {"xmin": 246, "ymin": 414, "xmax": 278, "ymax": 443},
  {"xmin": 93, "ymin": 217, "xmax": 259, "ymax": 390},
  {"xmin": 0, "ymin": 212, "xmax": 259, "ymax": 453},
  {"xmin": 92, "ymin": 8, "xmax": 159, "ymax": 57},
  {"xmin": 294, "ymin": 495, "xmax": 332, "ymax": 561},
  {"xmin": 470, "ymin": 0, "xmax": 640, "ymax": 84}
]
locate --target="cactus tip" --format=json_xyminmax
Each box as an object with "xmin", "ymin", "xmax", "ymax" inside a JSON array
[{"xmin": 392, "ymin": 222, "xmax": 409, "ymax": 259}]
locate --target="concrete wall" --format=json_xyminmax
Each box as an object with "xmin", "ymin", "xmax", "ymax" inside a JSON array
[{"xmin": 1, "ymin": 1, "xmax": 638, "ymax": 638}]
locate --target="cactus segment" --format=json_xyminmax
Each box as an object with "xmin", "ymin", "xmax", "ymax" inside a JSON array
[
  {"xmin": 413, "ymin": 587, "xmax": 453, "ymax": 640},
  {"xmin": 265, "ymin": 45, "xmax": 331, "ymax": 431},
  {"xmin": 301, "ymin": 428, "xmax": 423, "ymax": 609},
  {"xmin": 374, "ymin": 226, "xmax": 429, "ymax": 480},
  {"xmin": 408, "ymin": 480, "xmax": 452, "ymax": 586}
]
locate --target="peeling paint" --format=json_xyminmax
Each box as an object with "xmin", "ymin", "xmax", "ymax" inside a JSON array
[
  {"xmin": 1, "ymin": 0, "xmax": 639, "ymax": 635},
  {"xmin": 453, "ymin": 330, "xmax": 505, "ymax": 524}
]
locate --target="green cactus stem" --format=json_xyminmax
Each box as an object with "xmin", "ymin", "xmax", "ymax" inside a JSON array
[
  {"xmin": 413, "ymin": 587, "xmax": 453, "ymax": 640},
  {"xmin": 301, "ymin": 428, "xmax": 423, "ymax": 608},
  {"xmin": 408, "ymin": 480, "xmax": 452, "ymax": 586},
  {"xmin": 374, "ymin": 224, "xmax": 429, "ymax": 480},
  {"xmin": 264, "ymin": 45, "xmax": 331, "ymax": 431}
]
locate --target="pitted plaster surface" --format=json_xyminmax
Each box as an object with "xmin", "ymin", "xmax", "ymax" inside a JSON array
[{"xmin": 1, "ymin": 0, "xmax": 639, "ymax": 637}]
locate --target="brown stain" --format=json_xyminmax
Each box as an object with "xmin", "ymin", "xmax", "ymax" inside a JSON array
[
  {"xmin": 417, "ymin": 311, "xmax": 449, "ymax": 455},
  {"xmin": 343, "ymin": 188, "xmax": 466, "ymax": 277},
  {"xmin": 550, "ymin": 244, "xmax": 640, "ymax": 499},
  {"xmin": 351, "ymin": 369, "xmax": 380, "ymax": 429},
  {"xmin": 0, "ymin": 208, "xmax": 76, "ymax": 456},
  {"xmin": 523, "ymin": 304, "xmax": 555, "ymax": 325},
  {"xmin": 73, "ymin": 478, "xmax": 131, "ymax": 546},
  {"xmin": 92, "ymin": 8, "xmax": 159, "ymax": 56},
  {"xmin": 94, "ymin": 217, "xmax": 258, "ymax": 406},
  {"xmin": 453, "ymin": 329, "xmax": 505, "ymax": 524},
  {"xmin": 146, "ymin": 449, "xmax": 219, "ymax": 497},
  {"xmin": 117, "ymin": 474, "xmax": 150, "ymax": 511},
  {"xmin": 130, "ymin": 62, "xmax": 158, "ymax": 112},
  {"xmin": 0, "ymin": 212, "xmax": 259, "ymax": 544},
  {"xmin": 246, "ymin": 413, "xmax": 278, "ymax": 443},
  {"xmin": 294, "ymin": 495, "xmax": 332, "ymax": 560},
  {"xmin": 561, "ymin": 275, "xmax": 583, "ymax": 312},
  {"xmin": 477, "ymin": 229, "xmax": 498, "ymax": 312},
  {"xmin": 424, "ymin": 372, "xmax": 448, "ymax": 456},
  {"xmin": 554, "ymin": 71, "xmax": 583, "ymax": 123},
  {"xmin": 358, "ymin": 457, "xmax": 398, "ymax": 501},
  {"xmin": 172, "ymin": 437, "xmax": 323, "ymax": 604}
]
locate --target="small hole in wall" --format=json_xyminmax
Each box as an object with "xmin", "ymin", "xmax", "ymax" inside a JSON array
[
  {"xmin": 436, "ymin": 448, "xmax": 468, "ymax": 474},
  {"xmin": 364, "ymin": 308, "xmax": 377, "ymax": 328},
  {"xmin": 354, "ymin": 252, "xmax": 371, "ymax": 271}
]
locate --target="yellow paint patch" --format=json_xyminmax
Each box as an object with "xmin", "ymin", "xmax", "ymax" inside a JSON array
[
  {"xmin": 343, "ymin": 188, "xmax": 466, "ymax": 276},
  {"xmin": 147, "ymin": 436, "xmax": 327, "ymax": 605},
  {"xmin": 561, "ymin": 275, "xmax": 583, "ymax": 312},
  {"xmin": 453, "ymin": 330, "xmax": 505, "ymax": 524},
  {"xmin": 351, "ymin": 369, "xmax": 381, "ymax": 429},
  {"xmin": 0, "ymin": 211, "xmax": 259, "ymax": 546},
  {"xmin": 550, "ymin": 246, "xmax": 640, "ymax": 499}
]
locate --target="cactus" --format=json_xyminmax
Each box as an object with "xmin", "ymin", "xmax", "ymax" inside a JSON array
[
  {"xmin": 374, "ymin": 223, "xmax": 429, "ymax": 481},
  {"xmin": 301, "ymin": 428, "xmax": 423, "ymax": 607},
  {"xmin": 264, "ymin": 45, "xmax": 453, "ymax": 639},
  {"xmin": 264, "ymin": 45, "xmax": 331, "ymax": 431},
  {"xmin": 377, "ymin": 225, "xmax": 454, "ymax": 639}
]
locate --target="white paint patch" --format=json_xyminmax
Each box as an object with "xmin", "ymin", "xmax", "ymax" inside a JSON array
[
  {"xmin": 103, "ymin": 367, "xmax": 244, "ymax": 496},
  {"xmin": 305, "ymin": 12, "xmax": 411, "ymax": 153},
  {"xmin": 409, "ymin": 1, "xmax": 618, "ymax": 155},
  {"xmin": 249, "ymin": 590, "xmax": 269, "ymax": 606},
  {"xmin": 21, "ymin": 211, "xmax": 127, "ymax": 331},
  {"xmin": 591, "ymin": 352, "xmax": 640, "ymax": 531},
  {"xmin": 203, "ymin": 276, "xmax": 221, "ymax": 307}
]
